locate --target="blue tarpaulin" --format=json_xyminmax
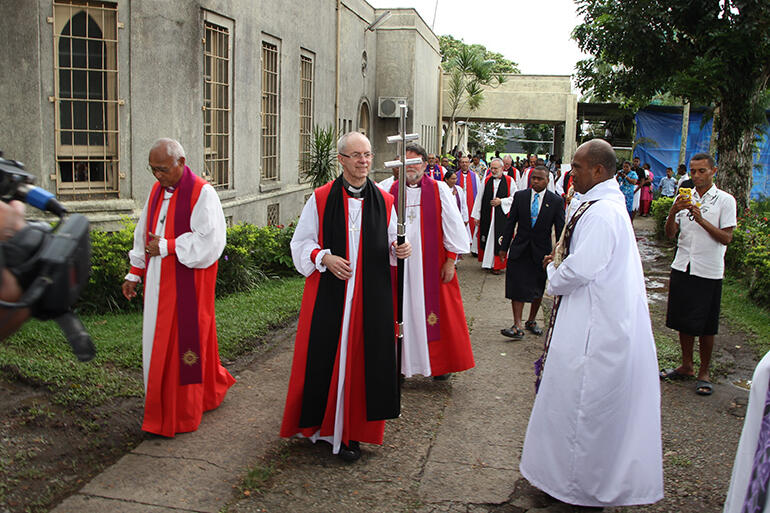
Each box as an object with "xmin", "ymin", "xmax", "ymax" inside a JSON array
[{"xmin": 634, "ymin": 108, "xmax": 770, "ymax": 198}]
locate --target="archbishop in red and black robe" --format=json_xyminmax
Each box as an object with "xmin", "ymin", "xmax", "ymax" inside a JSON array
[
  {"xmin": 280, "ymin": 177, "xmax": 400, "ymax": 454},
  {"xmin": 471, "ymin": 173, "xmax": 516, "ymax": 271}
]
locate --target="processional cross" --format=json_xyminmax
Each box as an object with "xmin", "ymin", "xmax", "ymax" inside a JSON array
[{"xmin": 384, "ymin": 103, "xmax": 420, "ymax": 389}]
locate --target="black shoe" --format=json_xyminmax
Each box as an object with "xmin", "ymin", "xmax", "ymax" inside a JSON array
[
  {"xmin": 338, "ymin": 440, "xmax": 361, "ymax": 462},
  {"xmin": 433, "ymin": 373, "xmax": 451, "ymax": 381},
  {"xmin": 501, "ymin": 326, "xmax": 525, "ymax": 339}
]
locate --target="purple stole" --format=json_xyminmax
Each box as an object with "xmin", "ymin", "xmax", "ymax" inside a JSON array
[
  {"xmin": 146, "ymin": 166, "xmax": 203, "ymax": 385},
  {"xmin": 390, "ymin": 175, "xmax": 443, "ymax": 341},
  {"xmin": 453, "ymin": 186, "xmax": 462, "ymax": 211}
]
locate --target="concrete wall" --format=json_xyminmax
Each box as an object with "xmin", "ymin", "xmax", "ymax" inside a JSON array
[
  {"xmin": 0, "ymin": 1, "xmax": 442, "ymax": 229},
  {"xmin": 371, "ymin": 8, "xmax": 441, "ymax": 180},
  {"xmin": 442, "ymin": 74, "xmax": 579, "ymax": 160}
]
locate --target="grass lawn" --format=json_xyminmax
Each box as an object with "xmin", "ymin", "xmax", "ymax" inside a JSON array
[
  {"xmin": 0, "ymin": 276, "xmax": 305, "ymax": 406},
  {"xmin": 721, "ymin": 274, "xmax": 770, "ymax": 357}
]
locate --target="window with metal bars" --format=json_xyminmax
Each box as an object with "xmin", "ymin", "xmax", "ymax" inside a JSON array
[
  {"xmin": 203, "ymin": 15, "xmax": 232, "ymax": 189},
  {"xmin": 52, "ymin": 0, "xmax": 119, "ymax": 198},
  {"xmin": 261, "ymin": 41, "xmax": 280, "ymax": 181},
  {"xmin": 298, "ymin": 54, "xmax": 313, "ymax": 181}
]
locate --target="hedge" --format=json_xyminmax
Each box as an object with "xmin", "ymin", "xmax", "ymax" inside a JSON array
[{"xmin": 78, "ymin": 220, "xmax": 297, "ymax": 315}]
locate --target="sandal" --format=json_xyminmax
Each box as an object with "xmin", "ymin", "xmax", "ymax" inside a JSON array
[
  {"xmin": 500, "ymin": 326, "xmax": 525, "ymax": 340},
  {"xmin": 525, "ymin": 320, "xmax": 543, "ymax": 335},
  {"xmin": 659, "ymin": 368, "xmax": 694, "ymax": 381},
  {"xmin": 695, "ymin": 380, "xmax": 713, "ymax": 396}
]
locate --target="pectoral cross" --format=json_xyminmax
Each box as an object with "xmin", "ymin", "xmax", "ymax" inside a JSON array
[
  {"xmin": 348, "ymin": 224, "xmax": 360, "ymax": 234},
  {"xmin": 406, "ymin": 206, "xmax": 418, "ymax": 225}
]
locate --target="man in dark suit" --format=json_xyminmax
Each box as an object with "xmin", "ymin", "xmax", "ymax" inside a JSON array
[{"xmin": 498, "ymin": 166, "xmax": 565, "ymax": 340}]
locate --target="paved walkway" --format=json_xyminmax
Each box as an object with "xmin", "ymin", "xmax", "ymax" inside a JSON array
[
  {"xmin": 52, "ymin": 218, "xmax": 750, "ymax": 513},
  {"xmin": 53, "ymin": 255, "xmax": 546, "ymax": 513}
]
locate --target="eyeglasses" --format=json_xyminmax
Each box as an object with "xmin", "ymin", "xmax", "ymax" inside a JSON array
[
  {"xmin": 339, "ymin": 152, "xmax": 375, "ymax": 160},
  {"xmin": 147, "ymin": 164, "xmax": 172, "ymax": 174}
]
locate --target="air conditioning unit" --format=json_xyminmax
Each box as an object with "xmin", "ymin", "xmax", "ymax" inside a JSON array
[{"xmin": 378, "ymin": 97, "xmax": 407, "ymax": 118}]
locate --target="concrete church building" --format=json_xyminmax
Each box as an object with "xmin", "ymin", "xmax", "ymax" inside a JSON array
[{"xmin": 0, "ymin": 0, "xmax": 443, "ymax": 228}]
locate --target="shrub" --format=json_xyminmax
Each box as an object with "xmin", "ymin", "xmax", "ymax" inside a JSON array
[
  {"xmin": 79, "ymin": 220, "xmax": 139, "ymax": 314},
  {"xmin": 217, "ymin": 221, "xmax": 296, "ymax": 295},
  {"xmin": 80, "ymin": 220, "xmax": 297, "ymax": 313},
  {"xmin": 727, "ymin": 205, "xmax": 770, "ymax": 307},
  {"xmin": 650, "ymin": 196, "xmax": 674, "ymax": 240}
]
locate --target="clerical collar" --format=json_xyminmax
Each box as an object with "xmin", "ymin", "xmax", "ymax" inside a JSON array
[
  {"xmin": 165, "ymin": 186, "xmax": 176, "ymax": 194},
  {"xmin": 342, "ymin": 177, "xmax": 367, "ymax": 198}
]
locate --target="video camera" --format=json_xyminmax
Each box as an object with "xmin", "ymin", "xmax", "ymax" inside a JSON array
[{"xmin": 0, "ymin": 152, "xmax": 95, "ymax": 361}]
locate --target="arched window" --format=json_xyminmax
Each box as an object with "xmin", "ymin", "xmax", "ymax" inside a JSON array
[
  {"xmin": 53, "ymin": 1, "xmax": 119, "ymax": 198},
  {"xmin": 358, "ymin": 101, "xmax": 370, "ymax": 138}
]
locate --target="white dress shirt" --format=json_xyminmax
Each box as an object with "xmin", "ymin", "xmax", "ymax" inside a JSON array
[{"xmin": 671, "ymin": 184, "xmax": 737, "ymax": 279}]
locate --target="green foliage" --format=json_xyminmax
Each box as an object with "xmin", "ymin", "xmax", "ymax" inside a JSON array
[
  {"xmin": 217, "ymin": 222, "xmax": 297, "ymax": 296},
  {"xmin": 521, "ymin": 124, "xmax": 554, "ymax": 155},
  {"xmin": 721, "ymin": 275, "xmax": 770, "ymax": 357},
  {"xmin": 440, "ymin": 35, "xmax": 514, "ymax": 153},
  {"xmin": 467, "ymin": 122, "xmax": 507, "ymax": 155},
  {"xmin": 302, "ymin": 125, "xmax": 338, "ymax": 189},
  {"xmin": 727, "ymin": 204, "xmax": 770, "ymax": 307},
  {"xmin": 80, "ymin": 219, "xmax": 139, "ymax": 314},
  {"xmin": 438, "ymin": 35, "xmax": 519, "ymax": 74},
  {"xmin": 1, "ymin": 276, "xmax": 305, "ymax": 407},
  {"xmin": 81, "ymin": 221, "xmax": 296, "ymax": 314},
  {"xmin": 572, "ymin": 0, "xmax": 770, "ymax": 208},
  {"xmin": 650, "ymin": 196, "xmax": 674, "ymax": 239}
]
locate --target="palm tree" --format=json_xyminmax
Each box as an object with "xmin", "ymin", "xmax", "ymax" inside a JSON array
[{"xmin": 443, "ymin": 46, "xmax": 506, "ymax": 154}]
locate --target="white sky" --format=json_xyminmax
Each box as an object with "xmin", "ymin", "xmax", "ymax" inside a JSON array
[{"xmin": 368, "ymin": 0, "xmax": 590, "ymax": 77}]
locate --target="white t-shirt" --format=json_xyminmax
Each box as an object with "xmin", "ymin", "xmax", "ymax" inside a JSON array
[{"xmin": 671, "ymin": 184, "xmax": 737, "ymax": 279}]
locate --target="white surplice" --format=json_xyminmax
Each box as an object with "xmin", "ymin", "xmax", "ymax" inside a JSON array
[
  {"xmin": 452, "ymin": 184, "xmax": 472, "ymax": 243},
  {"xmin": 126, "ymin": 185, "xmax": 227, "ymax": 390},
  {"xmin": 519, "ymin": 178, "xmax": 663, "ymax": 507},
  {"xmin": 402, "ymin": 181, "xmax": 470, "ymax": 377},
  {"xmin": 290, "ymin": 192, "xmax": 398, "ymax": 454},
  {"xmin": 470, "ymin": 176, "xmax": 516, "ymax": 269},
  {"xmin": 724, "ymin": 351, "xmax": 770, "ymax": 513}
]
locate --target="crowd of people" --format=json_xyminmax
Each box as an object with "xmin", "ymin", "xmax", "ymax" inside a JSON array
[
  {"xmin": 102, "ymin": 135, "xmax": 753, "ymax": 511},
  {"xmin": 0, "ymin": 133, "xmax": 742, "ymax": 510}
]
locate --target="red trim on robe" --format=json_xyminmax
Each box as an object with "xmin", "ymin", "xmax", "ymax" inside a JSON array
[
  {"xmin": 280, "ymin": 182, "xmax": 395, "ymax": 446},
  {"xmin": 476, "ymin": 175, "xmax": 512, "ymax": 271},
  {"xmin": 141, "ymin": 178, "xmax": 235, "ymax": 437},
  {"xmin": 130, "ymin": 266, "xmax": 145, "ymax": 278},
  {"xmin": 426, "ymin": 180, "xmax": 474, "ymax": 376}
]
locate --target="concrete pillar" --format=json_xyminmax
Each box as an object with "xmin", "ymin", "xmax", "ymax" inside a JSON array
[
  {"xmin": 553, "ymin": 123, "xmax": 564, "ymax": 159},
  {"xmin": 563, "ymin": 94, "xmax": 578, "ymax": 161}
]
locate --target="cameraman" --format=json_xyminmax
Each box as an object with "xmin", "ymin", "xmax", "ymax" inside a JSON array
[{"xmin": 0, "ymin": 200, "xmax": 30, "ymax": 339}]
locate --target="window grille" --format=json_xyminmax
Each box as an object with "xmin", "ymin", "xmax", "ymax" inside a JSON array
[
  {"xmin": 298, "ymin": 54, "xmax": 313, "ymax": 180},
  {"xmin": 261, "ymin": 41, "xmax": 280, "ymax": 181},
  {"xmin": 267, "ymin": 203, "xmax": 280, "ymax": 226},
  {"xmin": 53, "ymin": 0, "xmax": 119, "ymax": 198},
  {"xmin": 203, "ymin": 18, "xmax": 231, "ymax": 188}
]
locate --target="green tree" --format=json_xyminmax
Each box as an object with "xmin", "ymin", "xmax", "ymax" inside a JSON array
[
  {"xmin": 573, "ymin": 0, "xmax": 770, "ymax": 209},
  {"xmin": 467, "ymin": 122, "xmax": 507, "ymax": 155},
  {"xmin": 439, "ymin": 35, "xmax": 519, "ymax": 74},
  {"xmin": 440, "ymin": 36, "xmax": 517, "ymax": 153}
]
